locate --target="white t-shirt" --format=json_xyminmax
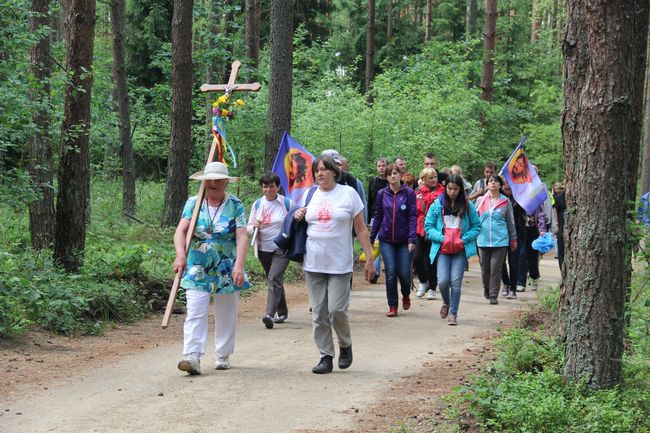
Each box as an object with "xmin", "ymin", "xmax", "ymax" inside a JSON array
[
  {"xmin": 303, "ymin": 184, "xmax": 364, "ymax": 274},
  {"xmin": 246, "ymin": 195, "xmax": 293, "ymax": 252}
]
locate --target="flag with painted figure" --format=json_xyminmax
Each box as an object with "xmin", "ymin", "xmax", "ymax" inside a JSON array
[
  {"xmin": 271, "ymin": 131, "xmax": 316, "ymax": 205},
  {"xmin": 501, "ymin": 137, "xmax": 548, "ymax": 214}
]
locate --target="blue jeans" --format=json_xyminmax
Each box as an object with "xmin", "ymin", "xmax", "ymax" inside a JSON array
[
  {"xmin": 437, "ymin": 252, "xmax": 466, "ymax": 315},
  {"xmin": 379, "ymin": 241, "xmax": 413, "ymax": 307}
]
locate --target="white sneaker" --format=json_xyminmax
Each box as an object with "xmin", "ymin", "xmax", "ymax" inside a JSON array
[
  {"xmin": 516, "ymin": 285, "xmax": 526, "ymax": 292},
  {"xmin": 215, "ymin": 356, "xmax": 231, "ymax": 370},
  {"xmin": 416, "ymin": 283, "xmax": 428, "ymax": 298},
  {"xmin": 500, "ymin": 283, "xmax": 509, "ymax": 296},
  {"xmin": 506, "ymin": 291, "xmax": 517, "ymax": 299},
  {"xmin": 529, "ymin": 278, "xmax": 538, "ymax": 291},
  {"xmin": 427, "ymin": 289, "xmax": 436, "ymax": 300},
  {"xmin": 178, "ymin": 354, "xmax": 201, "ymax": 375}
]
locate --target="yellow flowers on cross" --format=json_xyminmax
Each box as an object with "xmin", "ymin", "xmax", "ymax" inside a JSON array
[{"xmin": 212, "ymin": 95, "xmax": 246, "ymax": 119}]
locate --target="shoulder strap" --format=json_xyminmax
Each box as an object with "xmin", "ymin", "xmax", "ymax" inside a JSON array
[
  {"xmin": 283, "ymin": 196, "xmax": 291, "ymax": 211},
  {"xmin": 254, "ymin": 198, "xmax": 261, "ymax": 211},
  {"xmin": 304, "ymin": 185, "xmax": 318, "ymax": 206}
]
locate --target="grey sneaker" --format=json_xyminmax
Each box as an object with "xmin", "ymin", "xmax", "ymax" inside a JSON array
[
  {"xmin": 178, "ymin": 354, "xmax": 201, "ymax": 375},
  {"xmin": 215, "ymin": 356, "xmax": 231, "ymax": 370},
  {"xmin": 447, "ymin": 313, "xmax": 457, "ymax": 326},
  {"xmin": 506, "ymin": 290, "xmax": 517, "ymax": 299}
]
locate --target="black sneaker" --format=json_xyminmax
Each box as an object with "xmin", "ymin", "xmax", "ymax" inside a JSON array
[
  {"xmin": 338, "ymin": 345, "xmax": 353, "ymax": 369},
  {"xmin": 484, "ymin": 290, "xmax": 490, "ymax": 300},
  {"xmin": 312, "ymin": 355, "xmax": 333, "ymax": 374},
  {"xmin": 274, "ymin": 314, "xmax": 287, "ymax": 324},
  {"xmin": 490, "ymin": 297, "xmax": 499, "ymax": 305},
  {"xmin": 262, "ymin": 315, "xmax": 274, "ymax": 329}
]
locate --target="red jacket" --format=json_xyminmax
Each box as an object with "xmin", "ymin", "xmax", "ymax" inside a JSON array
[{"xmin": 416, "ymin": 183, "xmax": 445, "ymax": 237}]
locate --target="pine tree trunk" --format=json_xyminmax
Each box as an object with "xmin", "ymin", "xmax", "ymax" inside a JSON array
[
  {"xmin": 387, "ymin": 0, "xmax": 393, "ymax": 43},
  {"xmin": 28, "ymin": 0, "xmax": 55, "ymax": 250},
  {"xmin": 480, "ymin": 0, "xmax": 497, "ymax": 101},
  {"xmin": 365, "ymin": 0, "xmax": 375, "ymax": 99},
  {"xmin": 245, "ymin": 0, "xmax": 260, "ymax": 81},
  {"xmin": 265, "ymin": 0, "xmax": 293, "ymax": 171},
  {"xmin": 161, "ymin": 0, "xmax": 194, "ymax": 228},
  {"xmin": 424, "ymin": 0, "xmax": 432, "ymax": 42},
  {"xmin": 110, "ymin": 0, "xmax": 136, "ymax": 217},
  {"xmin": 466, "ymin": 0, "xmax": 478, "ymax": 37},
  {"xmin": 530, "ymin": 0, "xmax": 539, "ymax": 43},
  {"xmin": 642, "ymin": 50, "xmax": 650, "ymax": 194},
  {"xmin": 54, "ymin": 0, "xmax": 96, "ymax": 272},
  {"xmin": 560, "ymin": 0, "xmax": 647, "ymax": 389}
]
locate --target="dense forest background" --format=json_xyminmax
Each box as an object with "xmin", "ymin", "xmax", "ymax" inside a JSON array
[{"xmin": 0, "ymin": 0, "xmax": 564, "ymax": 204}]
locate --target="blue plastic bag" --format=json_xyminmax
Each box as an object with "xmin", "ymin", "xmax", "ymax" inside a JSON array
[{"xmin": 532, "ymin": 232, "xmax": 555, "ymax": 254}]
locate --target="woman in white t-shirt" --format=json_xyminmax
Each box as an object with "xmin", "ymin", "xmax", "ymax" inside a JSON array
[
  {"xmin": 247, "ymin": 172, "xmax": 295, "ymax": 330},
  {"xmin": 293, "ymin": 155, "xmax": 375, "ymax": 374}
]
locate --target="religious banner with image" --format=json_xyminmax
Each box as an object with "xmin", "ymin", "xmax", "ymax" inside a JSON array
[
  {"xmin": 501, "ymin": 137, "xmax": 548, "ymax": 214},
  {"xmin": 272, "ymin": 131, "xmax": 316, "ymax": 204}
]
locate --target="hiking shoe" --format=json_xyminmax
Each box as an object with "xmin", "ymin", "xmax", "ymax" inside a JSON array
[
  {"xmin": 447, "ymin": 314, "xmax": 457, "ymax": 326},
  {"xmin": 427, "ymin": 289, "xmax": 436, "ymax": 300},
  {"xmin": 386, "ymin": 306, "xmax": 398, "ymax": 317},
  {"xmin": 403, "ymin": 294, "xmax": 411, "ymax": 310},
  {"xmin": 338, "ymin": 345, "xmax": 353, "ymax": 369},
  {"xmin": 274, "ymin": 314, "xmax": 287, "ymax": 324},
  {"xmin": 516, "ymin": 285, "xmax": 526, "ymax": 292},
  {"xmin": 262, "ymin": 315, "xmax": 274, "ymax": 329},
  {"xmin": 440, "ymin": 304, "xmax": 449, "ymax": 319},
  {"xmin": 416, "ymin": 283, "xmax": 428, "ymax": 298},
  {"xmin": 530, "ymin": 278, "xmax": 538, "ymax": 291},
  {"xmin": 490, "ymin": 297, "xmax": 499, "ymax": 305},
  {"xmin": 215, "ymin": 356, "xmax": 231, "ymax": 370},
  {"xmin": 312, "ymin": 355, "xmax": 333, "ymax": 374},
  {"xmin": 506, "ymin": 291, "xmax": 517, "ymax": 299},
  {"xmin": 178, "ymin": 354, "xmax": 201, "ymax": 375}
]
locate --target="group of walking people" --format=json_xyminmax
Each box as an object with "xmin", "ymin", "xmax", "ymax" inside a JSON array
[{"xmin": 171, "ymin": 151, "xmax": 560, "ymax": 376}]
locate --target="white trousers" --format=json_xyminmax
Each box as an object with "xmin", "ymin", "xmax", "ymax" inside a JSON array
[{"xmin": 182, "ymin": 290, "xmax": 239, "ymax": 358}]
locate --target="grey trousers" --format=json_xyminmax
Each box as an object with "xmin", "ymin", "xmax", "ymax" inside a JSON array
[
  {"xmin": 304, "ymin": 271, "xmax": 353, "ymax": 357},
  {"xmin": 478, "ymin": 247, "xmax": 508, "ymax": 298},
  {"xmin": 258, "ymin": 249, "xmax": 290, "ymax": 317}
]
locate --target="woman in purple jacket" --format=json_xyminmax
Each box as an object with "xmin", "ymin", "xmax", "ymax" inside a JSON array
[{"xmin": 370, "ymin": 164, "xmax": 417, "ymax": 317}]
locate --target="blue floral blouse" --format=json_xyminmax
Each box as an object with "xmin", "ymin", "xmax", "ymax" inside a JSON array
[{"xmin": 180, "ymin": 194, "xmax": 251, "ymax": 294}]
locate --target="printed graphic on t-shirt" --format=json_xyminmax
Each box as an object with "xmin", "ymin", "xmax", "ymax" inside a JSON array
[
  {"xmin": 317, "ymin": 201, "xmax": 333, "ymax": 226},
  {"xmin": 260, "ymin": 208, "xmax": 273, "ymax": 225}
]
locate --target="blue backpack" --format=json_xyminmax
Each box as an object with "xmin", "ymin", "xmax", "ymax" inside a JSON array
[{"xmin": 254, "ymin": 195, "xmax": 292, "ymax": 213}]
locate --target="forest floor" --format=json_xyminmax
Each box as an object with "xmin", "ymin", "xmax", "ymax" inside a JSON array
[{"xmin": 0, "ymin": 256, "xmax": 560, "ymax": 433}]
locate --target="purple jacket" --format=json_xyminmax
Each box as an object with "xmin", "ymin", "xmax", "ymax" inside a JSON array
[{"xmin": 370, "ymin": 185, "xmax": 417, "ymax": 244}]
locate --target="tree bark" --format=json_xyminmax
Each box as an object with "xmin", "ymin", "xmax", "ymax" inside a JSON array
[
  {"xmin": 424, "ymin": 0, "xmax": 432, "ymax": 42},
  {"xmin": 365, "ymin": 0, "xmax": 375, "ymax": 99},
  {"xmin": 110, "ymin": 0, "xmax": 136, "ymax": 217},
  {"xmin": 28, "ymin": 0, "xmax": 55, "ymax": 250},
  {"xmin": 161, "ymin": 0, "xmax": 194, "ymax": 228},
  {"xmin": 480, "ymin": 0, "xmax": 497, "ymax": 101},
  {"xmin": 531, "ymin": 0, "xmax": 539, "ymax": 43},
  {"xmin": 245, "ymin": 0, "xmax": 260, "ymax": 81},
  {"xmin": 642, "ymin": 44, "xmax": 650, "ymax": 194},
  {"xmin": 387, "ymin": 0, "xmax": 393, "ymax": 43},
  {"xmin": 466, "ymin": 0, "xmax": 478, "ymax": 37},
  {"xmin": 560, "ymin": 0, "xmax": 647, "ymax": 389},
  {"xmin": 54, "ymin": 0, "xmax": 96, "ymax": 272},
  {"xmin": 265, "ymin": 0, "xmax": 293, "ymax": 171}
]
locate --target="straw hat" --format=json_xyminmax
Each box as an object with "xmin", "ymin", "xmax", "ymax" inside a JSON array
[{"xmin": 189, "ymin": 162, "xmax": 238, "ymax": 181}]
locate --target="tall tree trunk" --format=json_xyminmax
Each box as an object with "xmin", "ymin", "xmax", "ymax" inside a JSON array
[
  {"xmin": 531, "ymin": 0, "xmax": 539, "ymax": 43},
  {"xmin": 245, "ymin": 0, "xmax": 260, "ymax": 81},
  {"xmin": 265, "ymin": 0, "xmax": 293, "ymax": 171},
  {"xmin": 480, "ymin": 0, "xmax": 497, "ymax": 101},
  {"xmin": 415, "ymin": 0, "xmax": 422, "ymax": 25},
  {"xmin": 642, "ymin": 43, "xmax": 650, "ymax": 194},
  {"xmin": 28, "ymin": 0, "xmax": 55, "ymax": 250},
  {"xmin": 161, "ymin": 0, "xmax": 194, "ymax": 228},
  {"xmin": 466, "ymin": 0, "xmax": 478, "ymax": 37},
  {"xmin": 387, "ymin": 0, "xmax": 393, "ymax": 43},
  {"xmin": 110, "ymin": 0, "xmax": 136, "ymax": 217},
  {"xmin": 560, "ymin": 0, "xmax": 648, "ymax": 389},
  {"xmin": 54, "ymin": 0, "xmax": 96, "ymax": 272},
  {"xmin": 424, "ymin": 0, "xmax": 432, "ymax": 42},
  {"xmin": 365, "ymin": 0, "xmax": 375, "ymax": 99}
]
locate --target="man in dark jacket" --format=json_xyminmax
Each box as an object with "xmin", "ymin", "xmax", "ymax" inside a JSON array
[{"xmin": 368, "ymin": 157, "xmax": 388, "ymax": 224}]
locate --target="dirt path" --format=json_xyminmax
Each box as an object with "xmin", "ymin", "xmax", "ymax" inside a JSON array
[{"xmin": 0, "ymin": 256, "xmax": 560, "ymax": 433}]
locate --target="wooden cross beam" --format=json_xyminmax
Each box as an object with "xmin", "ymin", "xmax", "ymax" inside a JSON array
[{"xmin": 161, "ymin": 61, "xmax": 261, "ymax": 329}]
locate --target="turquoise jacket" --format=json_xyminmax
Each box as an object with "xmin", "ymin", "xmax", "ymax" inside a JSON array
[
  {"xmin": 475, "ymin": 194, "xmax": 516, "ymax": 248},
  {"xmin": 424, "ymin": 198, "xmax": 481, "ymax": 263}
]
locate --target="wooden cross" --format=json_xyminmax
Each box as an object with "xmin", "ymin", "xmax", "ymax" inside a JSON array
[{"xmin": 162, "ymin": 61, "xmax": 261, "ymax": 328}]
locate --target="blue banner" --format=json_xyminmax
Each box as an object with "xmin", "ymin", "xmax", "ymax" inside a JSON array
[
  {"xmin": 271, "ymin": 132, "xmax": 316, "ymax": 204},
  {"xmin": 501, "ymin": 137, "xmax": 548, "ymax": 214}
]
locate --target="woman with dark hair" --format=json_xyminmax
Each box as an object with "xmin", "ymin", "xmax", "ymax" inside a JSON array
[
  {"xmin": 247, "ymin": 172, "xmax": 294, "ymax": 329},
  {"xmin": 370, "ymin": 163, "xmax": 417, "ymax": 317},
  {"xmin": 293, "ymin": 155, "xmax": 375, "ymax": 374},
  {"xmin": 475, "ymin": 175, "xmax": 517, "ymax": 304},
  {"xmin": 424, "ymin": 174, "xmax": 481, "ymax": 325}
]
